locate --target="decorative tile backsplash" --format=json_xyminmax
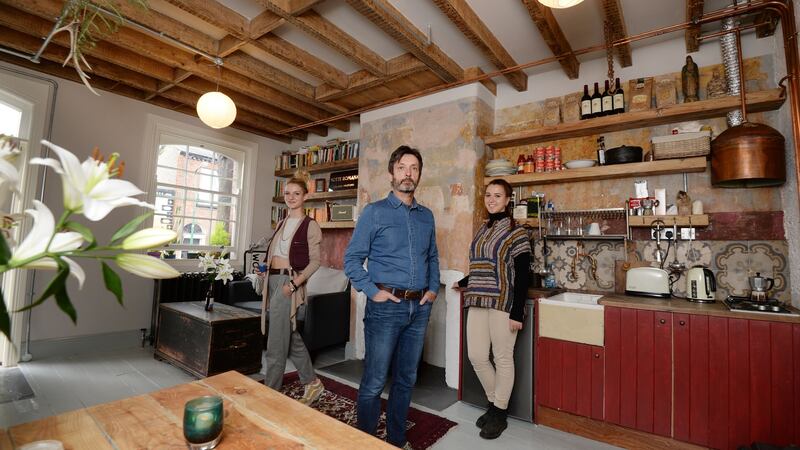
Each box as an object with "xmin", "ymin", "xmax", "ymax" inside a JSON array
[{"xmin": 535, "ymin": 239, "xmax": 791, "ymax": 301}]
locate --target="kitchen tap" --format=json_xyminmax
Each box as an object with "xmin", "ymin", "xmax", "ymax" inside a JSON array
[{"xmin": 570, "ymin": 243, "xmax": 597, "ymax": 281}]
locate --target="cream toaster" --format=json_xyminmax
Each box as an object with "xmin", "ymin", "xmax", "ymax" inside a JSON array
[{"xmin": 625, "ymin": 267, "xmax": 671, "ymax": 298}]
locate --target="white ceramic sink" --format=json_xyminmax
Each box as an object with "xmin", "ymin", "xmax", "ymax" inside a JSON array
[
  {"xmin": 539, "ymin": 292, "xmax": 604, "ymax": 309},
  {"xmin": 538, "ymin": 293, "xmax": 605, "ymax": 346}
]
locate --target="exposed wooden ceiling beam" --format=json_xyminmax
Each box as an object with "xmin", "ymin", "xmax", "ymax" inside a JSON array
[
  {"xmin": 249, "ymin": 10, "xmax": 286, "ymax": 38},
  {"xmin": 258, "ymin": 1, "xmax": 387, "ymax": 77},
  {"xmin": 520, "ymin": 0, "xmax": 579, "ymax": 79},
  {"xmin": 685, "ymin": 0, "xmax": 703, "ymax": 53},
  {"xmin": 315, "ymin": 53, "xmax": 427, "ymax": 102},
  {"xmin": 251, "ymin": 35, "xmax": 349, "ymax": 89},
  {"xmin": 162, "ymin": 0, "xmax": 249, "ymax": 39},
  {"xmin": 433, "ymin": 0, "xmax": 525, "ymax": 91},
  {"xmin": 346, "ymin": 0, "xmax": 463, "ymax": 83},
  {"xmin": 269, "ymin": 0, "xmax": 326, "ymax": 16},
  {"xmin": 601, "ymin": 0, "xmax": 632, "ymax": 67},
  {"xmin": 2, "ymin": 0, "xmax": 349, "ymax": 133},
  {"xmin": 464, "ymin": 67, "xmax": 496, "ymax": 95}
]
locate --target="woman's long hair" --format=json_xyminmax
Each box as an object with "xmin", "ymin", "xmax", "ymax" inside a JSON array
[{"xmin": 486, "ymin": 178, "xmax": 515, "ymax": 228}]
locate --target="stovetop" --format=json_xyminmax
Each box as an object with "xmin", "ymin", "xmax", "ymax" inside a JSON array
[{"xmin": 723, "ymin": 296, "xmax": 798, "ymax": 316}]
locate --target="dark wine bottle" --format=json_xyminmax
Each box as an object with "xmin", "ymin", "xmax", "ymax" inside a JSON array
[
  {"xmin": 591, "ymin": 82, "xmax": 602, "ymax": 118},
  {"xmin": 602, "ymin": 80, "xmax": 614, "ymax": 116},
  {"xmin": 580, "ymin": 84, "xmax": 592, "ymax": 120},
  {"xmin": 613, "ymin": 77, "xmax": 625, "ymax": 114}
]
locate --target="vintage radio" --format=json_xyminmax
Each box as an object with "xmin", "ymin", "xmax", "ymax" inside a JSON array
[
  {"xmin": 329, "ymin": 169, "xmax": 358, "ymax": 191},
  {"xmin": 330, "ymin": 205, "xmax": 356, "ymax": 221}
]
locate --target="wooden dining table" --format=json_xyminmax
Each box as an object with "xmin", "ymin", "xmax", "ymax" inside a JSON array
[{"xmin": 2, "ymin": 371, "xmax": 394, "ymax": 449}]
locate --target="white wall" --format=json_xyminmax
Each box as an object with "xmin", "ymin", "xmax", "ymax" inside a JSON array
[{"xmin": 0, "ymin": 62, "xmax": 287, "ymax": 343}]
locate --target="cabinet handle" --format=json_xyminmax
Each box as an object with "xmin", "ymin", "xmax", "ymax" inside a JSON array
[
  {"xmin": 679, "ymin": 320, "xmax": 686, "ymax": 326},
  {"xmin": 659, "ymin": 319, "xmax": 666, "ymax": 324},
  {"xmin": 594, "ymin": 353, "xmax": 600, "ymax": 359}
]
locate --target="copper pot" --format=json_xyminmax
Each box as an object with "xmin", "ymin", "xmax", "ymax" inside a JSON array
[{"xmin": 711, "ymin": 122, "xmax": 786, "ymax": 188}]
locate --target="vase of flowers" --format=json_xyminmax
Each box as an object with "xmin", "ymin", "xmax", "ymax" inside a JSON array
[{"xmin": 198, "ymin": 249, "xmax": 233, "ymax": 311}]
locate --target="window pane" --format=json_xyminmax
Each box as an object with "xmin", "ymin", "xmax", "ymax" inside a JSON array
[{"xmin": 0, "ymin": 102, "xmax": 22, "ymax": 137}]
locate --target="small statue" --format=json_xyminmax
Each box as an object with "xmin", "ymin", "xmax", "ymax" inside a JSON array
[
  {"xmin": 676, "ymin": 190, "xmax": 692, "ymax": 216},
  {"xmin": 706, "ymin": 67, "xmax": 728, "ymax": 99},
  {"xmin": 681, "ymin": 55, "xmax": 700, "ymax": 102}
]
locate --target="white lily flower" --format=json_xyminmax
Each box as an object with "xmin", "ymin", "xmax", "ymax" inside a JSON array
[
  {"xmin": 122, "ymin": 228, "xmax": 177, "ymax": 250},
  {"xmin": 116, "ymin": 253, "xmax": 180, "ymax": 279},
  {"xmin": 198, "ymin": 253, "xmax": 216, "ymax": 271},
  {"xmin": 215, "ymin": 259, "xmax": 233, "ymax": 284},
  {"xmin": 31, "ymin": 140, "xmax": 154, "ymax": 221},
  {"xmin": 9, "ymin": 201, "xmax": 86, "ymax": 287},
  {"xmin": 0, "ymin": 138, "xmax": 20, "ymax": 191}
]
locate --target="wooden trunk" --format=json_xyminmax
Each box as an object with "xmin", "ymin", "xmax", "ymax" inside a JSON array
[{"xmin": 155, "ymin": 302, "xmax": 262, "ymax": 378}]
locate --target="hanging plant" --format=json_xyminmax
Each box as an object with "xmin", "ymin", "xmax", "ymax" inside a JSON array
[{"xmin": 54, "ymin": 0, "xmax": 149, "ymax": 95}]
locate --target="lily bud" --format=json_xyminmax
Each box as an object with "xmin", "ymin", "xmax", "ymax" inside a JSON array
[
  {"xmin": 121, "ymin": 228, "xmax": 177, "ymax": 250},
  {"xmin": 116, "ymin": 253, "xmax": 180, "ymax": 279}
]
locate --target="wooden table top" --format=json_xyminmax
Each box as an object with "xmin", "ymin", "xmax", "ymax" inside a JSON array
[
  {"xmin": 5, "ymin": 371, "xmax": 393, "ymax": 450},
  {"xmin": 161, "ymin": 301, "xmax": 260, "ymax": 323}
]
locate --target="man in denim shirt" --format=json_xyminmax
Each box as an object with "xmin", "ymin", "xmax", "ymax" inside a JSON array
[{"xmin": 345, "ymin": 145, "xmax": 439, "ymax": 448}]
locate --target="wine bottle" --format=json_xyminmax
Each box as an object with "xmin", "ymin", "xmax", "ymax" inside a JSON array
[
  {"xmin": 596, "ymin": 136, "xmax": 606, "ymax": 166},
  {"xmin": 602, "ymin": 80, "xmax": 614, "ymax": 116},
  {"xmin": 591, "ymin": 82, "xmax": 602, "ymax": 117},
  {"xmin": 613, "ymin": 77, "xmax": 625, "ymax": 114},
  {"xmin": 580, "ymin": 84, "xmax": 592, "ymax": 120}
]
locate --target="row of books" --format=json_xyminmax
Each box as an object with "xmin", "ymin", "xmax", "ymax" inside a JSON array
[
  {"xmin": 275, "ymin": 139, "xmax": 360, "ymax": 171},
  {"xmin": 270, "ymin": 205, "xmax": 331, "ymax": 227}
]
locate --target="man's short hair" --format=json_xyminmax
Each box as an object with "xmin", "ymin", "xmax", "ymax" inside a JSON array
[{"xmin": 388, "ymin": 145, "xmax": 423, "ymax": 174}]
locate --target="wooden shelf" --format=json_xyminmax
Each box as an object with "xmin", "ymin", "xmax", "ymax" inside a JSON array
[
  {"xmin": 273, "ymin": 189, "xmax": 357, "ymax": 203},
  {"xmin": 545, "ymin": 234, "xmax": 628, "ymax": 241},
  {"xmin": 486, "ymin": 157, "xmax": 707, "ymax": 186},
  {"xmin": 275, "ymin": 158, "xmax": 358, "ymax": 177},
  {"xmin": 319, "ymin": 221, "xmax": 355, "ymax": 229},
  {"xmin": 517, "ymin": 217, "xmax": 540, "ymax": 227},
  {"xmin": 484, "ymin": 89, "xmax": 785, "ymax": 149},
  {"xmin": 628, "ymin": 214, "xmax": 709, "ymax": 227}
]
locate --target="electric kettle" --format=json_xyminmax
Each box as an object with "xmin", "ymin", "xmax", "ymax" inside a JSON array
[{"xmin": 686, "ymin": 266, "xmax": 716, "ymax": 303}]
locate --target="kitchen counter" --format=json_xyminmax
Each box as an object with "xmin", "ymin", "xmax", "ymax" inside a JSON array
[{"xmin": 527, "ymin": 287, "xmax": 800, "ymax": 323}]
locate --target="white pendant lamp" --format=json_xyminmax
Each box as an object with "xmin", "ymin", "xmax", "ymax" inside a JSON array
[
  {"xmin": 197, "ymin": 91, "xmax": 237, "ymax": 129},
  {"xmin": 537, "ymin": 0, "xmax": 584, "ymax": 8}
]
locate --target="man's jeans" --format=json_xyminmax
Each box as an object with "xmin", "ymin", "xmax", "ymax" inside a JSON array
[{"xmin": 357, "ymin": 297, "xmax": 432, "ymax": 447}]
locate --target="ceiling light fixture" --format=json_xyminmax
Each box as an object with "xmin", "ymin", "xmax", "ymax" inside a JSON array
[
  {"xmin": 197, "ymin": 61, "xmax": 237, "ymax": 129},
  {"xmin": 537, "ymin": 0, "xmax": 584, "ymax": 8}
]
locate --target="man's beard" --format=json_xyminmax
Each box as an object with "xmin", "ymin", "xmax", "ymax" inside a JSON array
[{"xmin": 392, "ymin": 177, "xmax": 417, "ymax": 193}]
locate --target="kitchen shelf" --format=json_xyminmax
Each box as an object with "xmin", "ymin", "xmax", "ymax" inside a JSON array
[
  {"xmin": 485, "ymin": 157, "xmax": 707, "ymax": 187},
  {"xmin": 273, "ymin": 189, "xmax": 357, "ymax": 203},
  {"xmin": 628, "ymin": 214, "xmax": 709, "ymax": 227},
  {"xmin": 484, "ymin": 88, "xmax": 785, "ymax": 149},
  {"xmin": 544, "ymin": 234, "xmax": 628, "ymax": 241},
  {"xmin": 517, "ymin": 218, "xmax": 540, "ymax": 227},
  {"xmin": 319, "ymin": 221, "xmax": 355, "ymax": 229},
  {"xmin": 274, "ymin": 158, "xmax": 358, "ymax": 177}
]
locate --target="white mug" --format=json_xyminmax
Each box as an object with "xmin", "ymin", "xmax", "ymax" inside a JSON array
[{"xmin": 587, "ymin": 222, "xmax": 601, "ymax": 235}]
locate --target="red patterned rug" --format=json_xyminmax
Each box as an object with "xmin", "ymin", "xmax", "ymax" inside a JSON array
[{"xmin": 280, "ymin": 372, "xmax": 457, "ymax": 449}]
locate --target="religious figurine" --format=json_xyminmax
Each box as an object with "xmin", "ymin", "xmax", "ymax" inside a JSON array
[
  {"xmin": 681, "ymin": 55, "xmax": 700, "ymax": 102},
  {"xmin": 706, "ymin": 67, "xmax": 728, "ymax": 99}
]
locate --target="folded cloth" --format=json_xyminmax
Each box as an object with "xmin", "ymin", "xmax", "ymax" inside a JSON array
[{"xmin": 245, "ymin": 273, "xmax": 264, "ymax": 295}]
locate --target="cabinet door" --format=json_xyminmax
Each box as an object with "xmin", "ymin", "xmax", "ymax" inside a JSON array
[
  {"xmin": 673, "ymin": 313, "xmax": 710, "ymax": 446},
  {"xmin": 536, "ymin": 337, "xmax": 603, "ymax": 420},
  {"xmin": 575, "ymin": 344, "xmax": 604, "ymax": 420}
]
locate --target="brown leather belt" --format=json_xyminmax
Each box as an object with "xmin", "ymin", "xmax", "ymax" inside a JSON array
[
  {"xmin": 376, "ymin": 283, "xmax": 422, "ymax": 300},
  {"xmin": 268, "ymin": 268, "xmax": 292, "ymax": 275}
]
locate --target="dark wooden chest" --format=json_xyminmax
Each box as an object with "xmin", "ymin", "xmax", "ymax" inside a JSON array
[{"xmin": 155, "ymin": 302, "xmax": 262, "ymax": 378}]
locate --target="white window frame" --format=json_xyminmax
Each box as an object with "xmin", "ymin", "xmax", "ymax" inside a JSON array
[{"xmin": 143, "ymin": 115, "xmax": 258, "ymax": 271}]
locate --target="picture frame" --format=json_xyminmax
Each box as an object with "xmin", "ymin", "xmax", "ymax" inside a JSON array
[{"xmin": 314, "ymin": 178, "xmax": 327, "ymax": 193}]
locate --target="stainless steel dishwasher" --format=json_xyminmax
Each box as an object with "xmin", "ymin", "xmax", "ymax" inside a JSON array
[{"xmin": 460, "ymin": 298, "xmax": 534, "ymax": 422}]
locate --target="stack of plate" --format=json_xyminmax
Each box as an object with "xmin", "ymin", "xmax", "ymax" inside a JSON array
[{"xmin": 485, "ymin": 158, "xmax": 517, "ymax": 176}]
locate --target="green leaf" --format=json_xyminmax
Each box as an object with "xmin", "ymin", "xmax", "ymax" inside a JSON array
[
  {"xmin": 64, "ymin": 221, "xmax": 96, "ymax": 250},
  {"xmin": 0, "ymin": 289, "xmax": 10, "ymax": 341},
  {"xmin": 110, "ymin": 212, "xmax": 153, "ymax": 244},
  {"xmin": 101, "ymin": 262, "xmax": 123, "ymax": 305},
  {"xmin": 0, "ymin": 233, "xmax": 10, "ymax": 265},
  {"xmin": 16, "ymin": 259, "xmax": 69, "ymax": 312},
  {"xmin": 55, "ymin": 289, "xmax": 77, "ymax": 324}
]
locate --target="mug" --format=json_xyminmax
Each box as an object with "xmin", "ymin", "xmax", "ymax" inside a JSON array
[{"xmin": 587, "ymin": 222, "xmax": 601, "ymax": 235}]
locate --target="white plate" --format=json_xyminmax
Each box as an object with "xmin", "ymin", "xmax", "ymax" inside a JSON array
[{"xmin": 564, "ymin": 159, "xmax": 597, "ymax": 169}]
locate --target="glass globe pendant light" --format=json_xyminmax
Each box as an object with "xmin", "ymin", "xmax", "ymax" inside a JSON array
[
  {"xmin": 537, "ymin": 0, "xmax": 584, "ymax": 8},
  {"xmin": 197, "ymin": 61, "xmax": 237, "ymax": 129}
]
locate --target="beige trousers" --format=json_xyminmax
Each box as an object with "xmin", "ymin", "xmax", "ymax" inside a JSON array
[{"xmin": 466, "ymin": 307, "xmax": 518, "ymax": 409}]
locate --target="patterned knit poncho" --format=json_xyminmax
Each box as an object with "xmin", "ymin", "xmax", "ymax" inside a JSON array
[{"xmin": 464, "ymin": 216, "xmax": 531, "ymax": 314}]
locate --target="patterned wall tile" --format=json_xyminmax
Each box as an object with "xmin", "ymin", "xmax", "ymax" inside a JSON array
[{"xmin": 748, "ymin": 241, "xmax": 790, "ymax": 301}]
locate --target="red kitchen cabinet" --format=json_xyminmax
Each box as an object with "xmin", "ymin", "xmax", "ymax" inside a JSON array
[
  {"xmin": 536, "ymin": 337, "xmax": 603, "ymax": 420},
  {"xmin": 604, "ymin": 307, "xmax": 672, "ymax": 437}
]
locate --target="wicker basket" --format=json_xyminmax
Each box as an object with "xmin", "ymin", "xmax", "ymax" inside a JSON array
[{"xmin": 651, "ymin": 131, "xmax": 711, "ymax": 160}]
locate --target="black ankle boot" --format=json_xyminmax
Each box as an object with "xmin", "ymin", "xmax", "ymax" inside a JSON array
[
  {"xmin": 475, "ymin": 403, "xmax": 494, "ymax": 428},
  {"xmin": 479, "ymin": 406, "xmax": 508, "ymax": 439}
]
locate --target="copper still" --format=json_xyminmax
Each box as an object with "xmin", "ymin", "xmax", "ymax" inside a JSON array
[{"xmin": 710, "ymin": 29, "xmax": 786, "ymax": 188}]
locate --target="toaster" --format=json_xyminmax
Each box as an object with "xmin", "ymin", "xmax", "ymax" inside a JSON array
[{"xmin": 625, "ymin": 267, "xmax": 671, "ymax": 298}]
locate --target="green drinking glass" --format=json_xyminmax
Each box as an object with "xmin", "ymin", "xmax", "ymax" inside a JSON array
[{"xmin": 183, "ymin": 396, "xmax": 224, "ymax": 450}]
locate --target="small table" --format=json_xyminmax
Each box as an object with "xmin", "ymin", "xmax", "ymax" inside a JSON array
[
  {"xmin": 6, "ymin": 371, "xmax": 393, "ymax": 449},
  {"xmin": 155, "ymin": 302, "xmax": 262, "ymax": 378}
]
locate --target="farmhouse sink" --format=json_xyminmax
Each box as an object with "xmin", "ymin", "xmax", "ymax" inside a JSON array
[{"xmin": 538, "ymin": 292, "xmax": 605, "ymax": 346}]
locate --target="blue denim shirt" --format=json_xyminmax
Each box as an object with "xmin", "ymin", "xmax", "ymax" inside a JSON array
[{"xmin": 344, "ymin": 191, "xmax": 440, "ymax": 299}]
